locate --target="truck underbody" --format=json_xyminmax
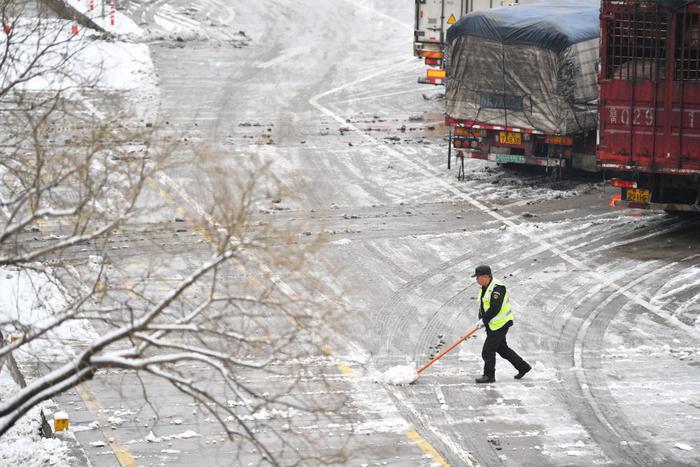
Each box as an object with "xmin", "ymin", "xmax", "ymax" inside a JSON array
[{"xmin": 448, "ymin": 118, "xmax": 599, "ymax": 173}]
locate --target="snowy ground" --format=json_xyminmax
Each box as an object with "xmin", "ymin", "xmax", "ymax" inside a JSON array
[
  {"xmin": 0, "ymin": 267, "xmax": 91, "ymax": 466},
  {"xmin": 0, "ymin": 368, "xmax": 73, "ymax": 467},
  {"xmin": 2, "ymin": 19, "xmax": 155, "ymax": 93},
  {"xmin": 3, "ymin": 0, "xmax": 699, "ymax": 466},
  {"xmin": 0, "ymin": 5, "xmax": 159, "ymax": 465}
]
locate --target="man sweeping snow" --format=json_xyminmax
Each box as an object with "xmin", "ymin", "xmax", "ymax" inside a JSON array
[{"xmin": 472, "ymin": 265, "xmax": 531, "ymax": 383}]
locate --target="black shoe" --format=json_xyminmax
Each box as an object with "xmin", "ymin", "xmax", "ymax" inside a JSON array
[
  {"xmin": 475, "ymin": 375, "xmax": 495, "ymax": 384},
  {"xmin": 514, "ymin": 364, "xmax": 532, "ymax": 380}
]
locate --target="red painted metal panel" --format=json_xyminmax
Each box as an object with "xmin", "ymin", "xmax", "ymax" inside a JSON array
[{"xmin": 598, "ymin": 0, "xmax": 700, "ymax": 175}]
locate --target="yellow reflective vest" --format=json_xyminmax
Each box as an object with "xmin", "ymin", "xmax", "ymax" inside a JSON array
[{"xmin": 478, "ymin": 279, "xmax": 513, "ymax": 331}]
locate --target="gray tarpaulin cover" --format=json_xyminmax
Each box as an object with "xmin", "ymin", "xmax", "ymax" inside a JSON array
[{"xmin": 445, "ymin": 0, "xmax": 600, "ymax": 134}]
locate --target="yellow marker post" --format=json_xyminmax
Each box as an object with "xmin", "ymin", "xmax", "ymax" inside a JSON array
[{"xmin": 53, "ymin": 411, "xmax": 69, "ymax": 432}]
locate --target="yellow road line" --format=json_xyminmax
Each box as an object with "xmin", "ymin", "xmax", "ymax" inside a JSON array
[
  {"xmin": 147, "ymin": 170, "xmax": 449, "ymax": 465},
  {"xmin": 406, "ymin": 429, "xmax": 450, "ymax": 466},
  {"xmin": 75, "ymin": 383, "xmax": 137, "ymax": 467}
]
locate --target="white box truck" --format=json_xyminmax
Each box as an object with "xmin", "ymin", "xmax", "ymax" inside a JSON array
[{"xmin": 414, "ymin": 0, "xmax": 530, "ymax": 85}]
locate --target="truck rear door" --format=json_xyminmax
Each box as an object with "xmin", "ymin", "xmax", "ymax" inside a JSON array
[{"xmin": 415, "ymin": 0, "xmax": 466, "ymax": 46}]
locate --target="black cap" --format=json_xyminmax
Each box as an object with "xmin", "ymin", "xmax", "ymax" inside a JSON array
[{"xmin": 471, "ymin": 265, "xmax": 492, "ymax": 277}]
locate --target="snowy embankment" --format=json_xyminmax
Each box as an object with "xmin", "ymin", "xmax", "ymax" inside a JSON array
[
  {"xmin": 0, "ymin": 267, "xmax": 98, "ymax": 361},
  {"xmin": 0, "ymin": 369, "xmax": 72, "ymax": 466},
  {"xmin": 0, "ymin": 267, "xmax": 94, "ymax": 467},
  {"xmin": 2, "ymin": 20, "xmax": 155, "ymax": 93},
  {"xmin": 0, "ymin": 7, "xmax": 158, "ymax": 464}
]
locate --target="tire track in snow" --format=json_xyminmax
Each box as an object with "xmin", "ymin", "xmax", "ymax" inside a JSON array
[
  {"xmin": 553, "ymin": 257, "xmax": 698, "ymax": 465},
  {"xmin": 129, "ymin": 0, "xmax": 241, "ymax": 42},
  {"xmin": 347, "ymin": 189, "xmax": 691, "ymax": 463},
  {"xmin": 310, "ymin": 49, "xmax": 700, "ymax": 467},
  {"xmin": 309, "ymin": 62, "xmax": 700, "ymax": 339}
]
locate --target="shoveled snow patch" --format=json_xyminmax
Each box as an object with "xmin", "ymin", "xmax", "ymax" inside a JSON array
[
  {"xmin": 169, "ymin": 430, "xmax": 201, "ymax": 440},
  {"xmin": 331, "ymin": 238, "xmax": 352, "ymax": 245},
  {"xmin": 145, "ymin": 429, "xmax": 201, "ymax": 443},
  {"xmin": 378, "ymin": 364, "xmax": 418, "ymax": 385},
  {"xmin": 238, "ymin": 407, "xmax": 298, "ymax": 421},
  {"xmin": 72, "ymin": 421, "xmax": 100, "ymax": 432},
  {"xmin": 353, "ymin": 417, "xmax": 410, "ymax": 435}
]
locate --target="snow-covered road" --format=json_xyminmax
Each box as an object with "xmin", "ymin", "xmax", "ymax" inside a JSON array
[{"xmin": 37, "ymin": 0, "xmax": 700, "ymax": 465}]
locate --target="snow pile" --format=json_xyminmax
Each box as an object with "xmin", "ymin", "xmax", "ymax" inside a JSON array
[
  {"xmin": 232, "ymin": 407, "xmax": 299, "ymax": 421},
  {"xmin": 0, "ymin": 267, "xmax": 98, "ymax": 361},
  {"xmin": 0, "ymin": 267, "xmax": 68, "ymax": 315},
  {"xmin": 354, "ymin": 417, "xmax": 412, "ymax": 435},
  {"xmin": 75, "ymin": 40, "xmax": 156, "ymax": 91},
  {"xmin": 378, "ymin": 364, "xmax": 419, "ymax": 385},
  {"xmin": 331, "ymin": 238, "xmax": 352, "ymax": 246},
  {"xmin": 0, "ymin": 369, "xmax": 73, "ymax": 467},
  {"xmin": 63, "ymin": 0, "xmax": 144, "ymax": 38},
  {"xmin": 1, "ymin": 18, "xmax": 156, "ymax": 92},
  {"xmin": 145, "ymin": 430, "xmax": 201, "ymax": 444}
]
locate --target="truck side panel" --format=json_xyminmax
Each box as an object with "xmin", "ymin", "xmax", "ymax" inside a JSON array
[{"xmin": 598, "ymin": 2, "xmax": 700, "ymax": 176}]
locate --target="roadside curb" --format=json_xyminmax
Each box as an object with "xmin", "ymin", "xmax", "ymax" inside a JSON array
[{"xmin": 41, "ymin": 400, "xmax": 94, "ymax": 466}]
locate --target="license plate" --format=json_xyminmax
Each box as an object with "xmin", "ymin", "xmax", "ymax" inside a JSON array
[
  {"xmin": 499, "ymin": 131, "xmax": 522, "ymax": 145},
  {"xmin": 626, "ymin": 188, "xmax": 651, "ymax": 204},
  {"xmin": 545, "ymin": 135, "xmax": 573, "ymax": 146},
  {"xmin": 495, "ymin": 154, "xmax": 526, "ymax": 164}
]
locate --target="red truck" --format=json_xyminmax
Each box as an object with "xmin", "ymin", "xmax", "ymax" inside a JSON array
[{"xmin": 598, "ymin": 0, "xmax": 700, "ymax": 211}]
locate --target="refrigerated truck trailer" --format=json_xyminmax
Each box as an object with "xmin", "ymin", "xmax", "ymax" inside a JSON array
[
  {"xmin": 414, "ymin": 0, "xmax": 528, "ymax": 85},
  {"xmin": 598, "ymin": 0, "xmax": 700, "ymax": 212}
]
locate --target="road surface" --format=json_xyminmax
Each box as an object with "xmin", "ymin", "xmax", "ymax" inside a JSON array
[{"xmin": 50, "ymin": 1, "xmax": 700, "ymax": 466}]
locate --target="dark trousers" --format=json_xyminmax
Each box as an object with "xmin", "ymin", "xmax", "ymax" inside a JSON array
[{"xmin": 482, "ymin": 322, "xmax": 529, "ymax": 377}]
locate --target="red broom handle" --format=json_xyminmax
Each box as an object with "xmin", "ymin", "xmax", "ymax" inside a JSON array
[{"xmin": 417, "ymin": 327, "xmax": 479, "ymax": 374}]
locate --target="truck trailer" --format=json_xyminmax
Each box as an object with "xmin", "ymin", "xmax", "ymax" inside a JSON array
[
  {"xmin": 444, "ymin": 0, "xmax": 601, "ymax": 172},
  {"xmin": 414, "ymin": 0, "xmax": 530, "ymax": 85},
  {"xmin": 598, "ymin": 0, "xmax": 700, "ymax": 211}
]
